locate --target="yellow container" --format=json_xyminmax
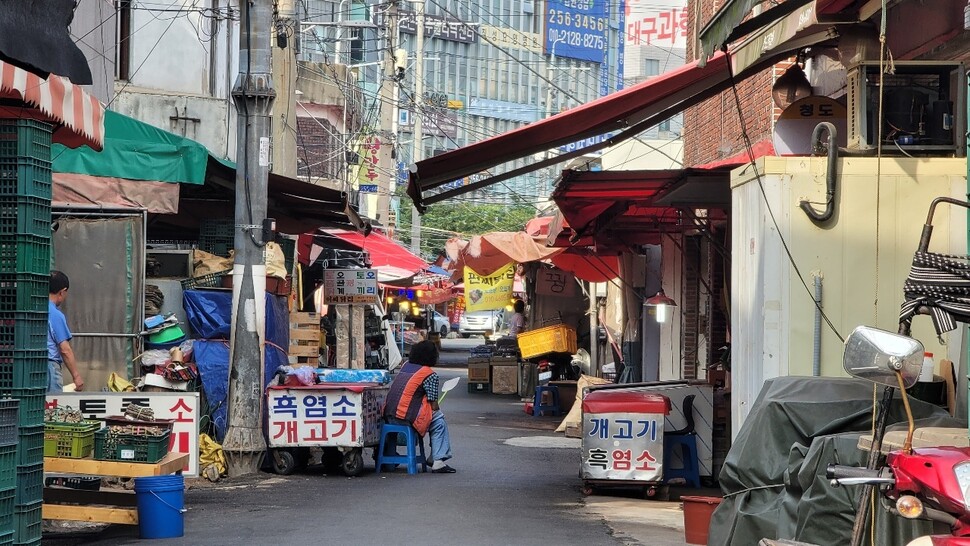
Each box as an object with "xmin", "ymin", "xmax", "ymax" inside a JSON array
[{"xmin": 517, "ymin": 324, "xmax": 578, "ymax": 359}]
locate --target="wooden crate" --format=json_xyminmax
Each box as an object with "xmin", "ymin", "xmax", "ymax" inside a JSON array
[
  {"xmin": 289, "ymin": 312, "xmax": 319, "ymax": 366},
  {"xmin": 467, "ymin": 357, "xmax": 490, "ymax": 383}
]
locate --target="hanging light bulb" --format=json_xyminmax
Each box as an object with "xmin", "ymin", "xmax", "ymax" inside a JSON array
[{"xmin": 644, "ymin": 290, "xmax": 678, "ymax": 324}]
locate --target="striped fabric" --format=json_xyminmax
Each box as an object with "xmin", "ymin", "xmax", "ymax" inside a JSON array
[
  {"xmin": 899, "ymin": 251, "xmax": 970, "ymax": 336},
  {"xmin": 0, "ymin": 59, "xmax": 104, "ymax": 150}
]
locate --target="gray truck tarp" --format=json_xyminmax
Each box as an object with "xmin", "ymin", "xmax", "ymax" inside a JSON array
[{"xmin": 710, "ymin": 376, "xmax": 963, "ymax": 546}]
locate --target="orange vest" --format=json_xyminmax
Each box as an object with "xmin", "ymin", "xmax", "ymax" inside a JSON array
[{"xmin": 383, "ymin": 362, "xmax": 434, "ymax": 435}]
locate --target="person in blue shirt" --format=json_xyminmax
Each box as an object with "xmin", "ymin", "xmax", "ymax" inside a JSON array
[{"xmin": 48, "ymin": 270, "xmax": 84, "ymax": 393}]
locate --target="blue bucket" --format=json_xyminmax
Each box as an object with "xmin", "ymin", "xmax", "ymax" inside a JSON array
[{"xmin": 133, "ymin": 475, "xmax": 186, "ymax": 539}]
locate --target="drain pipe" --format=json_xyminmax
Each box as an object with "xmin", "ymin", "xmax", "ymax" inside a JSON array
[
  {"xmin": 801, "ymin": 122, "xmax": 839, "ymax": 224},
  {"xmin": 812, "ymin": 273, "xmax": 823, "ymax": 376}
]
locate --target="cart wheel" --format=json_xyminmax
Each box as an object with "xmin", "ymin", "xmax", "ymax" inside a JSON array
[
  {"xmin": 644, "ymin": 485, "xmax": 670, "ymax": 501},
  {"xmin": 644, "ymin": 486, "xmax": 657, "ymax": 498},
  {"xmin": 271, "ymin": 449, "xmax": 298, "ymax": 476},
  {"xmin": 341, "ymin": 449, "xmax": 364, "ymax": 477},
  {"xmin": 581, "ymin": 484, "xmax": 595, "ymax": 496}
]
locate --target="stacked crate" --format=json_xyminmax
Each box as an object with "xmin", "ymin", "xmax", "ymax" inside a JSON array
[
  {"xmin": 288, "ymin": 312, "xmax": 320, "ymax": 366},
  {"xmin": 0, "ymin": 400, "xmax": 17, "ymax": 543},
  {"xmin": 198, "ymin": 218, "xmax": 235, "ymax": 257},
  {"xmin": 0, "ymin": 119, "xmax": 53, "ymax": 546}
]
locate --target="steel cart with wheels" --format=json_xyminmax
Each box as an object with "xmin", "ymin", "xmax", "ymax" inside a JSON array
[
  {"xmin": 266, "ymin": 383, "xmax": 388, "ymax": 476},
  {"xmin": 581, "ymin": 389, "xmax": 671, "ymax": 498}
]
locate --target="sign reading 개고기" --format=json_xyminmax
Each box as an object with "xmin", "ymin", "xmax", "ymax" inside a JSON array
[
  {"xmin": 266, "ymin": 387, "xmax": 387, "ymax": 448},
  {"xmin": 47, "ymin": 392, "xmax": 200, "ymax": 476},
  {"xmin": 582, "ymin": 411, "xmax": 664, "ymax": 482},
  {"xmin": 323, "ymin": 269, "xmax": 379, "ymax": 305}
]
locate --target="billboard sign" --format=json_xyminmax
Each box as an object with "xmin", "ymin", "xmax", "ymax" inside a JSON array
[{"xmin": 545, "ymin": 0, "xmax": 608, "ymax": 63}]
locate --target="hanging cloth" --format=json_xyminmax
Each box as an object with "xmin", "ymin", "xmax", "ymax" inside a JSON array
[{"xmin": 899, "ymin": 251, "xmax": 970, "ymax": 337}]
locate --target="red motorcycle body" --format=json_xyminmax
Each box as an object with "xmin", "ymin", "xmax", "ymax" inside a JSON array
[{"xmin": 886, "ymin": 447, "xmax": 970, "ymax": 542}]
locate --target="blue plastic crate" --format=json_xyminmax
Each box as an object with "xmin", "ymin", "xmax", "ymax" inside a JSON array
[
  {"xmin": 13, "ymin": 463, "xmax": 42, "ymax": 505},
  {"xmin": 0, "ymin": 399, "xmax": 16, "ymax": 446},
  {"xmin": 0, "ymin": 391, "xmax": 44, "ymax": 429},
  {"xmin": 0, "ymin": 443, "xmax": 14, "ymax": 491},
  {"xmin": 12, "ymin": 500, "xmax": 41, "ymax": 544},
  {"xmin": 0, "ymin": 487, "xmax": 12, "ymax": 536}
]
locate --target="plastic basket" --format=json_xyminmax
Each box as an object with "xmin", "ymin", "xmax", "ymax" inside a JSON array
[
  {"xmin": 0, "ymin": 351, "xmax": 47, "ymax": 391},
  {"xmin": 198, "ymin": 218, "xmax": 234, "ymax": 256},
  {"xmin": 0, "ymin": 274, "xmax": 47, "ymax": 313},
  {"xmin": 0, "ymin": 120, "xmax": 52, "ymax": 161},
  {"xmin": 0, "ymin": 312, "xmax": 47, "ymax": 353},
  {"xmin": 0, "ymin": 443, "xmax": 15, "ymax": 490},
  {"xmin": 0, "ymin": 399, "xmax": 16, "ymax": 446},
  {"xmin": 0, "ymin": 236, "xmax": 50, "ymax": 276},
  {"xmin": 15, "ymin": 426, "xmax": 42, "ymax": 467},
  {"xmin": 0, "ymin": 158, "xmax": 52, "ymax": 201},
  {"xmin": 0, "ymin": 488, "xmax": 12, "ymax": 539},
  {"xmin": 94, "ymin": 428, "xmax": 171, "ymax": 463},
  {"xmin": 13, "ymin": 500, "xmax": 41, "ymax": 544},
  {"xmin": 44, "ymin": 420, "xmax": 100, "ymax": 458},
  {"xmin": 0, "ymin": 391, "xmax": 45, "ymax": 429},
  {"xmin": 14, "ymin": 463, "xmax": 42, "ymax": 505},
  {"xmin": 0, "ymin": 197, "xmax": 49, "ymax": 238},
  {"xmin": 516, "ymin": 324, "xmax": 578, "ymax": 359},
  {"xmin": 180, "ymin": 269, "xmax": 231, "ymax": 290}
]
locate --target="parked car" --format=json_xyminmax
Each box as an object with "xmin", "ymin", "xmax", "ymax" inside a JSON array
[
  {"xmin": 458, "ymin": 310, "xmax": 504, "ymax": 338},
  {"xmin": 430, "ymin": 311, "xmax": 450, "ymax": 337}
]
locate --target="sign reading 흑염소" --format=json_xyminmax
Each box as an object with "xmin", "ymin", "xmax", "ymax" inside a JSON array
[
  {"xmin": 47, "ymin": 392, "xmax": 200, "ymax": 476},
  {"xmin": 582, "ymin": 411, "xmax": 664, "ymax": 482}
]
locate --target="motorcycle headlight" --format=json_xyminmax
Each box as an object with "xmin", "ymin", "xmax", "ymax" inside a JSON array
[{"xmin": 953, "ymin": 461, "xmax": 970, "ymax": 511}]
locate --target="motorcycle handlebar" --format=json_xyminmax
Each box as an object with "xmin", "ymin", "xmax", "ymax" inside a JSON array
[{"xmin": 826, "ymin": 464, "xmax": 884, "ymax": 481}]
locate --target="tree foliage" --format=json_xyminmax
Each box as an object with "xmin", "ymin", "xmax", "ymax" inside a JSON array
[{"xmin": 396, "ymin": 197, "xmax": 537, "ymax": 259}]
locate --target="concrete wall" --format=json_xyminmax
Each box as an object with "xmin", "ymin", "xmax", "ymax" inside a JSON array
[
  {"xmin": 71, "ymin": 1, "xmax": 115, "ymax": 103},
  {"xmin": 731, "ymin": 156, "xmax": 968, "ymax": 433}
]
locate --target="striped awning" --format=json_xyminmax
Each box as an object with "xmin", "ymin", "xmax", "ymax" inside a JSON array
[{"xmin": 0, "ymin": 59, "xmax": 104, "ymax": 151}]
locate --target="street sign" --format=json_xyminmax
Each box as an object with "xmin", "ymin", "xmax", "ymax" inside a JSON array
[{"xmin": 323, "ymin": 269, "xmax": 379, "ymax": 304}]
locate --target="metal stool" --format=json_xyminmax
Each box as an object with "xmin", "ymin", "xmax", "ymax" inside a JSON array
[
  {"xmin": 533, "ymin": 385, "xmax": 561, "ymax": 416},
  {"xmin": 664, "ymin": 395, "xmax": 701, "ymax": 488},
  {"xmin": 376, "ymin": 423, "xmax": 427, "ymax": 474}
]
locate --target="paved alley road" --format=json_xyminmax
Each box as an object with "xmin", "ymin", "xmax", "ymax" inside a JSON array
[{"xmin": 45, "ymin": 366, "xmax": 689, "ymax": 546}]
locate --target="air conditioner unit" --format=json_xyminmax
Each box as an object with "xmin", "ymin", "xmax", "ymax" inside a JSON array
[{"xmin": 846, "ymin": 61, "xmax": 965, "ymax": 156}]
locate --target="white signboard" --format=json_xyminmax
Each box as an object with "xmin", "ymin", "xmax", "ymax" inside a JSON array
[
  {"xmin": 323, "ymin": 269, "xmax": 379, "ymax": 305},
  {"xmin": 582, "ymin": 411, "xmax": 664, "ymax": 482},
  {"xmin": 267, "ymin": 386, "xmax": 387, "ymax": 448},
  {"xmin": 47, "ymin": 392, "xmax": 201, "ymax": 476}
]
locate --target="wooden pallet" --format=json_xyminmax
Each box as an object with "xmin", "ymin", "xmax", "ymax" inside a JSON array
[{"xmin": 289, "ymin": 320, "xmax": 320, "ymax": 365}]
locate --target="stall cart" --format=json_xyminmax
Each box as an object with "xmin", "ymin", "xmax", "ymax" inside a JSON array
[
  {"xmin": 266, "ymin": 383, "xmax": 388, "ymax": 476},
  {"xmin": 581, "ymin": 389, "xmax": 671, "ymax": 498}
]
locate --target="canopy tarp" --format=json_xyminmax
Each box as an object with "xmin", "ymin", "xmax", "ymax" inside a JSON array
[
  {"xmin": 445, "ymin": 232, "xmax": 564, "ymax": 277},
  {"xmin": 53, "ymin": 109, "xmax": 208, "ymax": 184}
]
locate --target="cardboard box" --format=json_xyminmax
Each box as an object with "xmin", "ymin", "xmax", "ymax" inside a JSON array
[
  {"xmin": 490, "ymin": 364, "xmax": 518, "ymax": 395},
  {"xmin": 467, "ymin": 357, "xmax": 490, "ymax": 383}
]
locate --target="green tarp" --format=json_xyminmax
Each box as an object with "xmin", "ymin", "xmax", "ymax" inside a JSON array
[{"xmin": 52, "ymin": 110, "xmax": 208, "ymax": 184}]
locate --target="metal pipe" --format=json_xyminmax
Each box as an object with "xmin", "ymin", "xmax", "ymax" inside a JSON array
[
  {"xmin": 812, "ymin": 274, "xmax": 822, "ymax": 376},
  {"xmin": 800, "ymin": 122, "xmax": 838, "ymax": 224}
]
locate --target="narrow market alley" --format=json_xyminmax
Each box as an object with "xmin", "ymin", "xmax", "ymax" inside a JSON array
[{"xmin": 44, "ymin": 347, "xmax": 690, "ymax": 546}]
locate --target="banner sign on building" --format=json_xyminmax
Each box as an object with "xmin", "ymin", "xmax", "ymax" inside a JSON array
[
  {"xmin": 47, "ymin": 392, "xmax": 201, "ymax": 476},
  {"xmin": 323, "ymin": 269, "xmax": 379, "ymax": 304},
  {"xmin": 463, "ymin": 263, "xmax": 515, "ymax": 312},
  {"xmin": 356, "ymin": 135, "xmax": 381, "ymax": 186},
  {"xmin": 480, "ymin": 25, "xmax": 543, "ymax": 53},
  {"xmin": 624, "ymin": 3, "xmax": 689, "ymax": 48},
  {"xmin": 545, "ymin": 0, "xmax": 608, "ymax": 63},
  {"xmin": 559, "ymin": 133, "xmax": 610, "ymax": 153},
  {"xmin": 400, "ymin": 10, "xmax": 477, "ymax": 43},
  {"xmin": 400, "ymin": 109, "xmax": 459, "ymax": 139}
]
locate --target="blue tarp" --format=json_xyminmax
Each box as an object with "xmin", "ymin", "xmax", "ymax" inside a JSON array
[{"xmin": 184, "ymin": 290, "xmax": 290, "ymax": 441}]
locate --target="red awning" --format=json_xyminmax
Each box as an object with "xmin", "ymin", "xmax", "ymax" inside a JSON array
[
  {"xmin": 552, "ymin": 167, "xmax": 734, "ymax": 248},
  {"xmin": 0, "ymin": 60, "xmax": 104, "ymax": 150},
  {"xmin": 323, "ymin": 229, "xmax": 427, "ymax": 276}
]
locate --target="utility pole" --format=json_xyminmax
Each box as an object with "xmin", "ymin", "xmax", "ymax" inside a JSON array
[
  {"xmin": 224, "ymin": 0, "xmax": 276, "ymax": 477},
  {"xmin": 409, "ymin": 0, "xmax": 424, "ymax": 255},
  {"xmin": 376, "ymin": 1, "xmax": 398, "ymax": 230}
]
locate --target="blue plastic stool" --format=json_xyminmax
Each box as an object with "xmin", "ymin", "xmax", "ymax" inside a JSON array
[
  {"xmin": 376, "ymin": 423, "xmax": 427, "ymax": 474},
  {"xmin": 663, "ymin": 434, "xmax": 701, "ymax": 488},
  {"xmin": 533, "ymin": 385, "xmax": 561, "ymax": 417}
]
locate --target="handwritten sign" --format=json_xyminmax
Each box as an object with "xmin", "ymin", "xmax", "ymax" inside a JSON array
[
  {"xmin": 266, "ymin": 386, "xmax": 387, "ymax": 448},
  {"xmin": 47, "ymin": 392, "xmax": 200, "ymax": 476},
  {"xmin": 323, "ymin": 269, "xmax": 379, "ymax": 305},
  {"xmin": 537, "ymin": 267, "xmax": 577, "ymax": 297}
]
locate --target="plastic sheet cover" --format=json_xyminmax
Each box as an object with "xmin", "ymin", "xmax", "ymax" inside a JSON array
[
  {"xmin": 194, "ymin": 340, "xmax": 229, "ymax": 441},
  {"xmin": 710, "ymin": 376, "xmax": 961, "ymax": 546},
  {"xmin": 185, "ymin": 290, "xmax": 291, "ymax": 441}
]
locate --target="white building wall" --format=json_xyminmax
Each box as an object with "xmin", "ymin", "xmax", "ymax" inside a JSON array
[{"xmin": 731, "ymin": 157, "xmax": 968, "ymax": 436}]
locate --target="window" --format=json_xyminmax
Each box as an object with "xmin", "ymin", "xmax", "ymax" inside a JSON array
[
  {"xmin": 659, "ymin": 119, "xmax": 671, "ymax": 132},
  {"xmin": 643, "ymin": 59, "xmax": 660, "ymax": 78},
  {"xmin": 116, "ymin": 0, "xmax": 132, "ymax": 80}
]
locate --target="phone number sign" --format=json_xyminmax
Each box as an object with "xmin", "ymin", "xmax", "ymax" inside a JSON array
[
  {"xmin": 323, "ymin": 269, "xmax": 378, "ymax": 305},
  {"xmin": 46, "ymin": 392, "xmax": 200, "ymax": 476},
  {"xmin": 545, "ymin": 0, "xmax": 608, "ymax": 63}
]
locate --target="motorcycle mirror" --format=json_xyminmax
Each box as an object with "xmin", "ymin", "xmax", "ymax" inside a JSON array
[{"xmin": 843, "ymin": 326, "xmax": 923, "ymax": 389}]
